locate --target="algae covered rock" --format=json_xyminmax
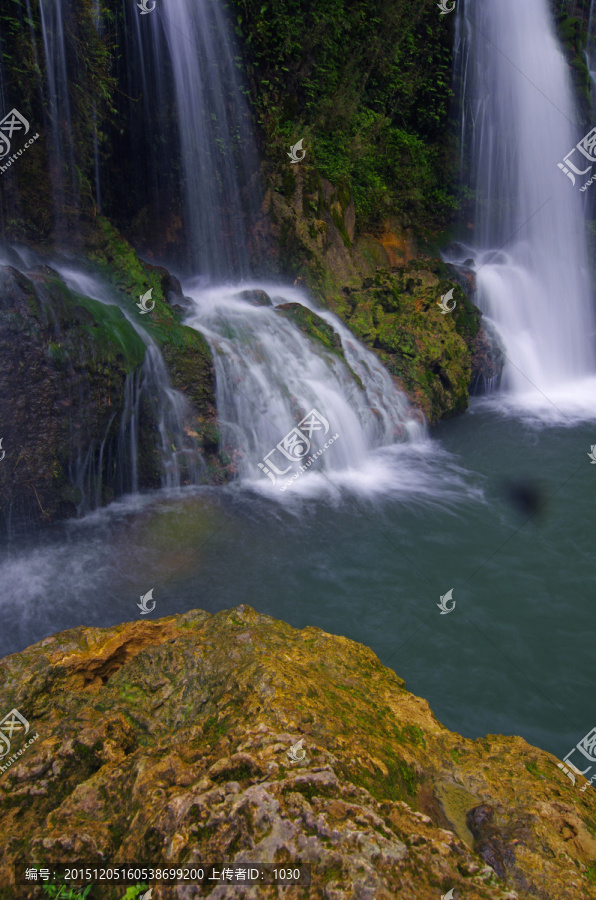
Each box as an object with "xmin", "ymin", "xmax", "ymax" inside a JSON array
[
  {"xmin": 1, "ymin": 606, "xmax": 595, "ymax": 899},
  {"xmin": 0, "ymin": 263, "xmax": 150, "ymax": 533},
  {"xmin": 338, "ymin": 263, "xmax": 483, "ymax": 422},
  {"xmin": 274, "ymin": 301, "xmax": 342, "ymax": 355}
]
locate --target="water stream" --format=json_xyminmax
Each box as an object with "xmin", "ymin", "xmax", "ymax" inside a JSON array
[
  {"xmin": 453, "ymin": 0, "xmax": 596, "ymax": 416},
  {"xmin": 183, "ymin": 281, "xmax": 425, "ymax": 497},
  {"xmin": 123, "ymin": 0, "xmax": 259, "ymax": 275}
]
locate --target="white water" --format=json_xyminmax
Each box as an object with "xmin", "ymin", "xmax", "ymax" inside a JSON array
[
  {"xmin": 146, "ymin": 0, "xmax": 259, "ymax": 276},
  {"xmin": 38, "ymin": 0, "xmax": 78, "ymax": 222},
  {"xmin": 182, "ymin": 281, "xmax": 481, "ymax": 502},
  {"xmin": 454, "ymin": 0, "xmax": 596, "ymax": 419}
]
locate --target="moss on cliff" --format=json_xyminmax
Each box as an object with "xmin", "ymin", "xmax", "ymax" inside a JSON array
[{"xmin": 231, "ymin": 0, "xmax": 457, "ymax": 234}]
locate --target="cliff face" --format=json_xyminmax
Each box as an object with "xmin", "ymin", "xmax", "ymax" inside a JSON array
[{"xmin": 1, "ymin": 606, "xmax": 595, "ymax": 900}]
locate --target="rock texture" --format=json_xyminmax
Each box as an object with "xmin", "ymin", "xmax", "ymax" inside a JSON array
[
  {"xmin": 0, "ymin": 262, "xmax": 149, "ymax": 533},
  {"xmin": 256, "ymin": 165, "xmax": 490, "ymax": 422},
  {"xmin": 1, "ymin": 606, "xmax": 595, "ymax": 899},
  {"xmin": 0, "ymin": 226, "xmax": 229, "ymax": 533}
]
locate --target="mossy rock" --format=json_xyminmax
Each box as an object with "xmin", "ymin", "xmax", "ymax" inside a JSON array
[
  {"xmin": 274, "ymin": 301, "xmax": 342, "ymax": 354},
  {"xmin": 2, "ymin": 605, "xmax": 596, "ymax": 899},
  {"xmin": 0, "ymin": 265, "xmax": 152, "ymax": 533}
]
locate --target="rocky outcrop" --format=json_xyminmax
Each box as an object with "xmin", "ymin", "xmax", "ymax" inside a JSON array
[
  {"xmin": 256, "ymin": 165, "xmax": 486, "ymax": 421},
  {"xmin": 0, "ymin": 230, "xmax": 225, "ymax": 533},
  {"xmin": 0, "ymin": 263, "xmax": 148, "ymax": 534},
  {"xmin": 1, "ymin": 606, "xmax": 595, "ymax": 899}
]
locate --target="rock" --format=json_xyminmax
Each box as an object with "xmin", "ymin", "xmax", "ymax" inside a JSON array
[
  {"xmin": 470, "ymin": 324, "xmax": 505, "ymax": 395},
  {"xmin": 274, "ymin": 302, "xmax": 343, "ymax": 354},
  {"xmin": 0, "ymin": 264, "xmax": 149, "ymax": 534},
  {"xmin": 235, "ymin": 289, "xmax": 273, "ymax": 306},
  {"xmin": 1, "ymin": 605, "xmax": 595, "ymax": 899}
]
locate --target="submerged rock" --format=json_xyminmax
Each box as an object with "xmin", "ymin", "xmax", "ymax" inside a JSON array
[
  {"xmin": 0, "ymin": 605, "xmax": 594, "ymax": 899},
  {"xmin": 235, "ymin": 289, "xmax": 273, "ymax": 306},
  {"xmin": 274, "ymin": 301, "xmax": 343, "ymax": 354}
]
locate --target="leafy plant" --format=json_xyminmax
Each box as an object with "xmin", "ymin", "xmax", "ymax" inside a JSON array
[{"xmin": 42, "ymin": 885, "xmax": 93, "ymax": 899}]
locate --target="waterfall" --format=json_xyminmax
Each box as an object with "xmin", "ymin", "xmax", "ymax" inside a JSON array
[
  {"xmin": 453, "ymin": 0, "xmax": 596, "ymax": 415},
  {"xmin": 129, "ymin": 0, "xmax": 260, "ymax": 277},
  {"xmin": 587, "ymin": 0, "xmax": 596, "ymax": 106},
  {"xmin": 38, "ymin": 0, "xmax": 78, "ymax": 225},
  {"xmin": 184, "ymin": 283, "xmax": 426, "ymax": 497}
]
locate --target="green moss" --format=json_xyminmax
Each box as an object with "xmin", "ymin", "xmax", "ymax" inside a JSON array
[
  {"xmin": 88, "ymin": 218, "xmax": 166, "ymax": 304},
  {"xmin": 402, "ymin": 724, "xmax": 426, "ymax": 748},
  {"xmin": 70, "ymin": 293, "xmax": 146, "ymax": 373}
]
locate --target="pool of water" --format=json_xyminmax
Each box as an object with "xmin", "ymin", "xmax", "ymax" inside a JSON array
[{"xmin": 1, "ymin": 400, "xmax": 594, "ymax": 762}]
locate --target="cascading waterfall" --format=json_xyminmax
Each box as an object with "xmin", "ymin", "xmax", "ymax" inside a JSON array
[
  {"xmin": 184, "ymin": 283, "xmax": 426, "ymax": 496},
  {"xmin": 129, "ymin": 0, "xmax": 260, "ymax": 277},
  {"xmin": 453, "ymin": 0, "xmax": 596, "ymax": 413}
]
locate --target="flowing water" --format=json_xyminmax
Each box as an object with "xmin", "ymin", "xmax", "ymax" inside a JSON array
[
  {"xmin": 1, "ymin": 0, "xmax": 595, "ymax": 772},
  {"xmin": 182, "ymin": 282, "xmax": 424, "ymax": 495},
  {"xmin": 38, "ymin": 0, "xmax": 78, "ymax": 225},
  {"xmin": 453, "ymin": 0, "xmax": 596, "ymax": 415},
  {"xmin": 121, "ymin": 0, "xmax": 259, "ymax": 275}
]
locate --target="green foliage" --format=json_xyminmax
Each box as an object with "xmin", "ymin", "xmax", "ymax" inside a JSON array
[
  {"xmin": 119, "ymin": 885, "xmax": 149, "ymax": 900},
  {"xmin": 0, "ymin": 0, "xmax": 118, "ymax": 239},
  {"xmin": 42, "ymin": 885, "xmax": 93, "ymax": 899},
  {"xmin": 553, "ymin": 3, "xmax": 592, "ymax": 116},
  {"xmin": 229, "ymin": 0, "xmax": 457, "ymax": 233}
]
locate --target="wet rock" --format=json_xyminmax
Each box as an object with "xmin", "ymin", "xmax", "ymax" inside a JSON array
[
  {"xmin": 274, "ymin": 301, "xmax": 343, "ymax": 355},
  {"xmin": 0, "ymin": 264, "xmax": 149, "ymax": 535},
  {"xmin": 469, "ymin": 324, "xmax": 505, "ymax": 395},
  {"xmin": 236, "ymin": 289, "xmax": 273, "ymax": 306}
]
